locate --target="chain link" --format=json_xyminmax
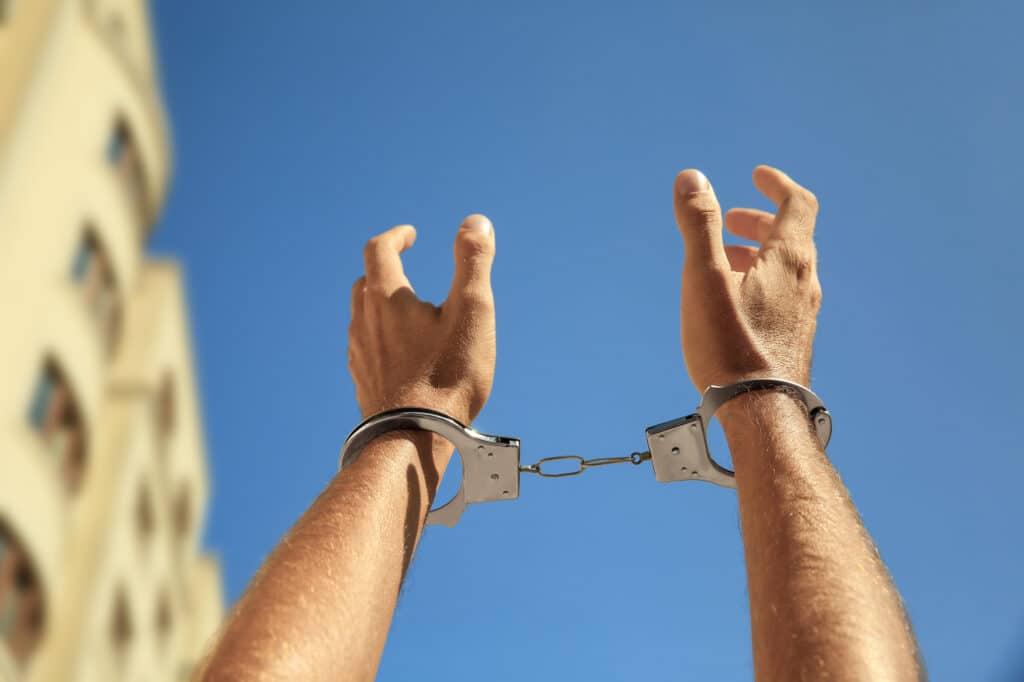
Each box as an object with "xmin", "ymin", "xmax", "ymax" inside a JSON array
[{"xmin": 519, "ymin": 451, "xmax": 652, "ymax": 478}]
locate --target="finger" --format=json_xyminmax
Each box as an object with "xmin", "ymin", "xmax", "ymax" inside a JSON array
[
  {"xmin": 725, "ymin": 208, "xmax": 774, "ymax": 243},
  {"xmin": 363, "ymin": 224, "xmax": 416, "ymax": 294},
  {"xmin": 350, "ymin": 276, "xmax": 366, "ymax": 319},
  {"xmin": 751, "ymin": 165, "xmax": 819, "ymax": 243},
  {"xmin": 724, "ymin": 245, "xmax": 759, "ymax": 273},
  {"xmin": 673, "ymin": 169, "xmax": 728, "ymax": 270},
  {"xmin": 348, "ymin": 277, "xmax": 365, "ymax": 366},
  {"xmin": 448, "ymin": 214, "xmax": 496, "ymax": 309}
]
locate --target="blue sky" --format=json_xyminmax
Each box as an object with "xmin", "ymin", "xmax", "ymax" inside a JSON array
[{"xmin": 150, "ymin": 1, "xmax": 1022, "ymax": 679}]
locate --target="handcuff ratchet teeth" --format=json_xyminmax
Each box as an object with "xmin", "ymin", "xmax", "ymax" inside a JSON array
[{"xmin": 338, "ymin": 378, "xmax": 832, "ymax": 527}]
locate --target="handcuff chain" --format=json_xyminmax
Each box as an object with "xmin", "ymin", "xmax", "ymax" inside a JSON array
[{"xmin": 519, "ymin": 451, "xmax": 652, "ymax": 478}]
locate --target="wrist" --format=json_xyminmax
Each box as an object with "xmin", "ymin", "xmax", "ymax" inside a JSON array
[
  {"xmin": 363, "ymin": 389, "xmax": 477, "ymax": 429},
  {"xmin": 716, "ymin": 387, "xmax": 811, "ymax": 433},
  {"xmin": 348, "ymin": 429, "xmax": 456, "ymax": 488}
]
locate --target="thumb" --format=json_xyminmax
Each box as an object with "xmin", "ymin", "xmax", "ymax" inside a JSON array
[
  {"xmin": 673, "ymin": 169, "xmax": 728, "ymax": 271},
  {"xmin": 448, "ymin": 214, "xmax": 496, "ymax": 308}
]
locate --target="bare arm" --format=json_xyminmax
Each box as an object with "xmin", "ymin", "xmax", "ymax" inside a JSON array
[
  {"xmin": 673, "ymin": 166, "xmax": 922, "ymax": 681},
  {"xmin": 197, "ymin": 215, "xmax": 498, "ymax": 681},
  {"xmin": 721, "ymin": 391, "xmax": 921, "ymax": 680}
]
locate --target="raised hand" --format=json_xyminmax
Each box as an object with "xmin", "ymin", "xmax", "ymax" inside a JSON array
[
  {"xmin": 673, "ymin": 166, "xmax": 822, "ymax": 391},
  {"xmin": 348, "ymin": 215, "xmax": 497, "ymax": 424}
]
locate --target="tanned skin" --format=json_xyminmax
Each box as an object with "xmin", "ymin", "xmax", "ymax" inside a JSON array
[
  {"xmin": 675, "ymin": 166, "xmax": 922, "ymax": 680},
  {"xmin": 196, "ymin": 167, "xmax": 922, "ymax": 681},
  {"xmin": 196, "ymin": 216, "xmax": 497, "ymax": 680}
]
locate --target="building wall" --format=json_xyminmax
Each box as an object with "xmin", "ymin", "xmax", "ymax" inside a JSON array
[
  {"xmin": 0, "ymin": 1, "xmax": 223, "ymax": 680},
  {"xmin": 0, "ymin": 0, "xmax": 63, "ymax": 152}
]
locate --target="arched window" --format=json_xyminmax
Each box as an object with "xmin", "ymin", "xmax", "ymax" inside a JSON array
[
  {"xmin": 27, "ymin": 359, "xmax": 87, "ymax": 494},
  {"xmin": 154, "ymin": 374, "xmax": 175, "ymax": 446},
  {"xmin": 154, "ymin": 588, "xmax": 172, "ymax": 647},
  {"xmin": 106, "ymin": 12, "xmax": 124, "ymax": 42},
  {"xmin": 109, "ymin": 585, "xmax": 133, "ymax": 658},
  {"xmin": 173, "ymin": 484, "xmax": 191, "ymax": 541},
  {"xmin": 71, "ymin": 227, "xmax": 122, "ymax": 356},
  {"xmin": 106, "ymin": 117, "xmax": 149, "ymax": 222},
  {"xmin": 134, "ymin": 482, "xmax": 154, "ymax": 548},
  {"xmin": 0, "ymin": 520, "xmax": 45, "ymax": 667}
]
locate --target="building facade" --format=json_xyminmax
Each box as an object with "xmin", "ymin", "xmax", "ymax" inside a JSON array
[{"xmin": 0, "ymin": 1, "xmax": 224, "ymax": 680}]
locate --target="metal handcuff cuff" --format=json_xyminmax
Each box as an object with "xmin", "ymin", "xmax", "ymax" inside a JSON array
[{"xmin": 338, "ymin": 378, "xmax": 833, "ymax": 527}]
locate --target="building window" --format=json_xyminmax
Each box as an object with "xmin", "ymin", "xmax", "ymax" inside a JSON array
[
  {"xmin": 0, "ymin": 521, "xmax": 45, "ymax": 667},
  {"xmin": 27, "ymin": 360, "xmax": 87, "ymax": 494},
  {"xmin": 71, "ymin": 228, "xmax": 122, "ymax": 356},
  {"xmin": 173, "ymin": 484, "xmax": 191, "ymax": 540},
  {"xmin": 134, "ymin": 483, "xmax": 154, "ymax": 547},
  {"xmin": 107, "ymin": 12, "xmax": 124, "ymax": 42},
  {"xmin": 155, "ymin": 374, "xmax": 175, "ymax": 445},
  {"xmin": 154, "ymin": 589, "xmax": 172, "ymax": 645},
  {"xmin": 110, "ymin": 585, "xmax": 133, "ymax": 658},
  {"xmin": 106, "ymin": 118, "xmax": 148, "ymax": 222}
]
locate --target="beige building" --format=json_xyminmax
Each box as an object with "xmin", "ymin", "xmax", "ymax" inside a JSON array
[{"xmin": 0, "ymin": 1, "xmax": 224, "ymax": 680}]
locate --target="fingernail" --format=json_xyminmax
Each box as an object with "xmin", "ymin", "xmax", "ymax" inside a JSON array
[
  {"xmin": 461, "ymin": 214, "xmax": 493, "ymax": 235},
  {"xmin": 676, "ymin": 169, "xmax": 710, "ymax": 195}
]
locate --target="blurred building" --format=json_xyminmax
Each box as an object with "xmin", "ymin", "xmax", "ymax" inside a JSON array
[{"xmin": 0, "ymin": 1, "xmax": 223, "ymax": 681}]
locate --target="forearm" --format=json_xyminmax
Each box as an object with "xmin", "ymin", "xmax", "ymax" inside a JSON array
[
  {"xmin": 719, "ymin": 390, "xmax": 921, "ymax": 681},
  {"xmin": 198, "ymin": 432, "xmax": 453, "ymax": 681}
]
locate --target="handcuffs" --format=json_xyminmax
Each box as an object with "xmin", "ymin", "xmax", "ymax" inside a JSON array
[{"xmin": 338, "ymin": 378, "xmax": 832, "ymax": 527}]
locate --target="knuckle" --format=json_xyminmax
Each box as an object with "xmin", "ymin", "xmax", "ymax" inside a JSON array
[
  {"xmin": 455, "ymin": 286, "xmax": 494, "ymax": 310},
  {"xmin": 809, "ymin": 280, "xmax": 823, "ymax": 308},
  {"xmin": 772, "ymin": 244, "xmax": 817, "ymax": 280},
  {"xmin": 802, "ymin": 189, "xmax": 819, "ymax": 213},
  {"xmin": 366, "ymin": 284, "xmax": 390, "ymax": 301},
  {"xmin": 457, "ymin": 232, "xmax": 495, "ymax": 258},
  {"xmin": 786, "ymin": 188, "xmax": 818, "ymax": 215},
  {"xmin": 362, "ymin": 237, "xmax": 381, "ymax": 260},
  {"xmin": 681, "ymin": 195, "xmax": 721, "ymax": 227},
  {"xmin": 781, "ymin": 197, "xmax": 810, "ymax": 225},
  {"xmin": 361, "ymin": 281, "xmax": 387, "ymax": 301}
]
